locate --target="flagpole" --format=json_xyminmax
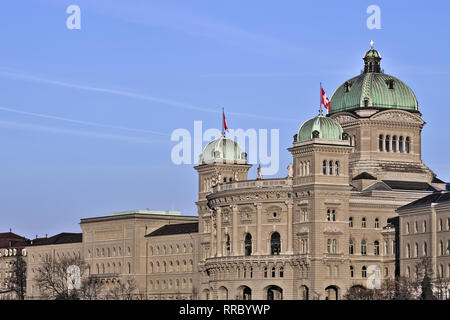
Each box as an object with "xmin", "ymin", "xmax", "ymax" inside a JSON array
[
  {"xmin": 222, "ymin": 107, "xmax": 225, "ymax": 137},
  {"xmin": 319, "ymin": 82, "xmax": 323, "ymax": 116}
]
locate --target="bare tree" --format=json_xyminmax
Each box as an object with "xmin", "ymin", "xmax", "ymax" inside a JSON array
[
  {"xmin": 105, "ymin": 277, "xmax": 141, "ymax": 300},
  {"xmin": 3, "ymin": 255, "xmax": 27, "ymax": 300},
  {"xmin": 34, "ymin": 255, "xmax": 103, "ymax": 300}
]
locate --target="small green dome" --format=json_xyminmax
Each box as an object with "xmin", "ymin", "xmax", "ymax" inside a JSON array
[
  {"xmin": 199, "ymin": 136, "xmax": 247, "ymax": 164},
  {"xmin": 329, "ymin": 44, "xmax": 418, "ymax": 114},
  {"xmin": 297, "ymin": 115, "xmax": 343, "ymax": 142}
]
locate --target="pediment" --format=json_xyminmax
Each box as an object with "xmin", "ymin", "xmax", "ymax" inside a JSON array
[{"xmin": 370, "ymin": 110, "xmax": 424, "ymax": 124}]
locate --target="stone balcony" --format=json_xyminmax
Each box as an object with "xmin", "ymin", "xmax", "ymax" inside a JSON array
[
  {"xmin": 200, "ymin": 253, "xmax": 309, "ymax": 267},
  {"xmin": 212, "ymin": 178, "xmax": 292, "ymax": 193}
]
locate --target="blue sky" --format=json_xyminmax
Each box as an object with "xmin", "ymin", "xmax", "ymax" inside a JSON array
[{"xmin": 1, "ymin": 0, "xmax": 449, "ymax": 238}]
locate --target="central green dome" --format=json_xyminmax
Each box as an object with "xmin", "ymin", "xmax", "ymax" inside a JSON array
[
  {"xmin": 297, "ymin": 114, "xmax": 343, "ymax": 142},
  {"xmin": 329, "ymin": 44, "xmax": 418, "ymax": 114}
]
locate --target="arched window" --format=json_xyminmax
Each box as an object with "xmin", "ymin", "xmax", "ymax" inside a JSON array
[
  {"xmin": 245, "ymin": 233, "xmax": 252, "ymax": 256},
  {"xmin": 406, "ymin": 222, "xmax": 410, "ymax": 234},
  {"xmin": 323, "ymin": 160, "xmax": 327, "ymax": 175},
  {"xmin": 379, "ymin": 135, "xmax": 383, "ymax": 151},
  {"xmin": 271, "ymin": 232, "xmax": 281, "ymax": 255},
  {"xmin": 375, "ymin": 218, "xmax": 380, "ymax": 228},
  {"xmin": 362, "ymin": 217, "xmax": 367, "ymax": 228},
  {"xmin": 423, "ymin": 220, "xmax": 427, "ymax": 233},
  {"xmin": 439, "ymin": 219, "xmax": 443, "ymax": 231},
  {"xmin": 423, "ymin": 242, "xmax": 428, "ymax": 256},
  {"xmin": 374, "ymin": 241, "xmax": 380, "ymax": 255},
  {"xmin": 406, "ymin": 266, "xmax": 411, "ymax": 278},
  {"xmin": 225, "ymin": 234, "xmax": 231, "ymax": 255},
  {"xmin": 271, "ymin": 267, "xmax": 276, "ymax": 278},
  {"xmin": 335, "ymin": 161, "xmax": 340, "ymax": 175},
  {"xmin": 329, "ymin": 160, "xmax": 333, "ymax": 175},
  {"xmin": 405, "ymin": 137, "xmax": 410, "ymax": 153},
  {"xmin": 361, "ymin": 240, "xmax": 367, "ymax": 255},
  {"xmin": 350, "ymin": 265, "xmax": 354, "ymax": 278},
  {"xmin": 279, "ymin": 267, "xmax": 284, "ymax": 278},
  {"xmin": 414, "ymin": 221, "xmax": 418, "ymax": 233},
  {"xmin": 349, "ymin": 239, "xmax": 354, "ymax": 254},
  {"xmin": 349, "ymin": 217, "xmax": 353, "ymax": 228},
  {"xmin": 392, "ymin": 135, "xmax": 397, "ymax": 152},
  {"xmin": 385, "ymin": 135, "xmax": 390, "ymax": 152},
  {"xmin": 264, "ymin": 266, "xmax": 268, "ymax": 278},
  {"xmin": 362, "ymin": 266, "xmax": 367, "ymax": 278},
  {"xmin": 439, "ymin": 241, "xmax": 444, "ymax": 256},
  {"xmin": 406, "ymin": 244, "xmax": 411, "ymax": 258}
]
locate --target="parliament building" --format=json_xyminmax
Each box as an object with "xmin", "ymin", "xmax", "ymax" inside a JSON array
[{"xmin": 1, "ymin": 44, "xmax": 449, "ymax": 300}]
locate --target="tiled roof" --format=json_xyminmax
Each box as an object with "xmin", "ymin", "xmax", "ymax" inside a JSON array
[
  {"xmin": 398, "ymin": 191, "xmax": 450, "ymax": 210},
  {"xmin": 29, "ymin": 233, "xmax": 82, "ymax": 246},
  {"xmin": 0, "ymin": 232, "xmax": 28, "ymax": 249},
  {"xmin": 146, "ymin": 223, "xmax": 198, "ymax": 237}
]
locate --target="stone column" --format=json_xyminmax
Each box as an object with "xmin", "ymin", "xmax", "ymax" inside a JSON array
[
  {"xmin": 254, "ymin": 203, "xmax": 262, "ymax": 254},
  {"xmin": 231, "ymin": 205, "xmax": 239, "ymax": 256},
  {"xmin": 211, "ymin": 210, "xmax": 216, "ymax": 257},
  {"xmin": 216, "ymin": 207, "xmax": 222, "ymax": 257},
  {"xmin": 286, "ymin": 200, "xmax": 294, "ymax": 254}
]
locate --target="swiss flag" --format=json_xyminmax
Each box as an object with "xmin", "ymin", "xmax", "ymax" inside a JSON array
[
  {"xmin": 223, "ymin": 110, "xmax": 229, "ymax": 132},
  {"xmin": 321, "ymin": 87, "xmax": 330, "ymax": 111}
]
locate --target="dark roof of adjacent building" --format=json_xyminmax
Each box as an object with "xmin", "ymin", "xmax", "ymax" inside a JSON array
[
  {"xmin": 382, "ymin": 180, "xmax": 436, "ymax": 191},
  {"xmin": 146, "ymin": 223, "xmax": 198, "ymax": 237},
  {"xmin": 398, "ymin": 191, "xmax": 450, "ymax": 210},
  {"xmin": 352, "ymin": 172, "xmax": 377, "ymax": 180},
  {"xmin": 0, "ymin": 232, "xmax": 28, "ymax": 249},
  {"xmin": 28, "ymin": 233, "xmax": 82, "ymax": 246},
  {"xmin": 432, "ymin": 176, "xmax": 445, "ymax": 184}
]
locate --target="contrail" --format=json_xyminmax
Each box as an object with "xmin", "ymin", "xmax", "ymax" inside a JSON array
[
  {"xmin": 0, "ymin": 69, "xmax": 296, "ymax": 122},
  {"xmin": 0, "ymin": 106, "xmax": 168, "ymax": 136},
  {"xmin": 0, "ymin": 119, "xmax": 166, "ymax": 145}
]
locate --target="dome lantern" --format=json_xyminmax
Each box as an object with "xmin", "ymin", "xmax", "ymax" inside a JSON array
[{"xmin": 363, "ymin": 40, "xmax": 382, "ymax": 73}]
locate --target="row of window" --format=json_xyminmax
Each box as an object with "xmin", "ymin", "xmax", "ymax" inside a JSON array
[
  {"xmin": 405, "ymin": 240, "xmax": 450, "ymax": 258},
  {"xmin": 349, "ymin": 239, "xmax": 394, "ymax": 256},
  {"xmin": 149, "ymin": 243, "xmax": 194, "ymax": 256},
  {"xmin": 405, "ymin": 218, "xmax": 450, "ymax": 234},
  {"xmin": 406, "ymin": 264, "xmax": 450, "ymax": 279},
  {"xmin": 149, "ymin": 260, "xmax": 194, "ymax": 273},
  {"xmin": 91, "ymin": 262, "xmax": 131, "ymax": 275},
  {"xmin": 327, "ymin": 213, "xmax": 382, "ymax": 229},
  {"xmin": 349, "ymin": 216, "xmax": 381, "ymax": 228},
  {"xmin": 378, "ymin": 135, "xmax": 411, "ymax": 153},
  {"xmin": 90, "ymin": 247, "xmax": 130, "ymax": 258},
  {"xmin": 322, "ymin": 160, "xmax": 340, "ymax": 175},
  {"xmin": 31, "ymin": 251, "xmax": 80, "ymax": 263},
  {"xmin": 297, "ymin": 161, "xmax": 311, "ymax": 176},
  {"xmin": 149, "ymin": 278, "xmax": 193, "ymax": 291},
  {"xmin": 349, "ymin": 265, "xmax": 387, "ymax": 278}
]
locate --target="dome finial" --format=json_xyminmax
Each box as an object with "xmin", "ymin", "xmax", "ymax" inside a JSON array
[{"xmin": 370, "ymin": 40, "xmax": 374, "ymax": 49}]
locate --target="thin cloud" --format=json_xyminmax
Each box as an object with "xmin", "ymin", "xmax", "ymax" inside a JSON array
[
  {"xmin": 0, "ymin": 119, "xmax": 166, "ymax": 145},
  {"xmin": 0, "ymin": 106, "xmax": 169, "ymax": 136},
  {"xmin": 0, "ymin": 69, "xmax": 296, "ymax": 122}
]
